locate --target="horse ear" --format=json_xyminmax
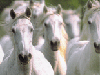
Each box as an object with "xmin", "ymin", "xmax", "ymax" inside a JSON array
[
  {"xmin": 43, "ymin": 5, "xmax": 48, "ymax": 14},
  {"xmin": 25, "ymin": 7, "xmax": 32, "ymax": 17},
  {"xmin": 30, "ymin": 0, "xmax": 34, "ymax": 7},
  {"xmin": 10, "ymin": 9, "xmax": 16, "ymax": 19},
  {"xmin": 57, "ymin": 4, "xmax": 62, "ymax": 14},
  {"xmin": 87, "ymin": 1, "xmax": 92, "ymax": 9}
]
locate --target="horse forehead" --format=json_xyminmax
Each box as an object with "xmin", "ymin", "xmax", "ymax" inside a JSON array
[
  {"xmin": 14, "ymin": 19, "xmax": 32, "ymax": 31},
  {"xmin": 72, "ymin": 15, "xmax": 80, "ymax": 21},
  {"xmin": 93, "ymin": 11, "xmax": 100, "ymax": 18},
  {"xmin": 15, "ymin": 19, "xmax": 32, "ymax": 26},
  {"xmin": 32, "ymin": 3, "xmax": 43, "ymax": 8},
  {"xmin": 47, "ymin": 15, "xmax": 63, "ymax": 22},
  {"xmin": 66, "ymin": 15, "xmax": 80, "ymax": 22},
  {"xmin": 88, "ymin": 11, "xmax": 100, "ymax": 23}
]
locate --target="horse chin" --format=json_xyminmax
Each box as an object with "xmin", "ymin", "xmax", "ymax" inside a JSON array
[
  {"xmin": 19, "ymin": 60, "xmax": 30, "ymax": 65},
  {"xmin": 20, "ymin": 62, "xmax": 29, "ymax": 65},
  {"xmin": 50, "ymin": 45, "xmax": 59, "ymax": 51},
  {"xmin": 95, "ymin": 49, "xmax": 100, "ymax": 53},
  {"xmin": 19, "ymin": 54, "xmax": 32, "ymax": 65}
]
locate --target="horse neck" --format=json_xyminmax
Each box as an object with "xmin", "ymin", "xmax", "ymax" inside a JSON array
[
  {"xmin": 89, "ymin": 37, "xmax": 99, "ymax": 64},
  {"xmin": 42, "ymin": 40, "xmax": 59, "ymax": 68},
  {"xmin": 43, "ymin": 40, "xmax": 59, "ymax": 58},
  {"xmin": 82, "ymin": 37, "xmax": 99, "ymax": 69},
  {"xmin": 31, "ymin": 14, "xmax": 44, "ymax": 46},
  {"xmin": 59, "ymin": 26, "xmax": 68, "ymax": 61},
  {"xmin": 79, "ymin": 23, "xmax": 90, "ymax": 41},
  {"xmin": 31, "ymin": 13, "xmax": 43, "ymax": 28}
]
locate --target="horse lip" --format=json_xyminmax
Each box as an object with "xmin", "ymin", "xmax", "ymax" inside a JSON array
[
  {"xmin": 20, "ymin": 62, "xmax": 29, "ymax": 65},
  {"xmin": 20, "ymin": 59, "xmax": 30, "ymax": 65},
  {"xmin": 50, "ymin": 45, "xmax": 59, "ymax": 51},
  {"xmin": 50, "ymin": 41, "xmax": 60, "ymax": 51},
  {"xmin": 19, "ymin": 54, "xmax": 30, "ymax": 65}
]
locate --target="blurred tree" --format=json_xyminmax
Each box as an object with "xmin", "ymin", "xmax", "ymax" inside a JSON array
[
  {"xmin": 45, "ymin": 0, "xmax": 88, "ymax": 9},
  {"xmin": 0, "ymin": 0, "xmax": 88, "ymax": 14},
  {"xmin": 0, "ymin": 0, "xmax": 14, "ymax": 14}
]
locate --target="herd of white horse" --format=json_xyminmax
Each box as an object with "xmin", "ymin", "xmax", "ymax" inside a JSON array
[{"xmin": 0, "ymin": 0, "xmax": 99, "ymax": 75}]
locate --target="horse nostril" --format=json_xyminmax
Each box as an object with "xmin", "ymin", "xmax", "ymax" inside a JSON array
[
  {"xmin": 55, "ymin": 41, "xmax": 57, "ymax": 45},
  {"xmin": 19, "ymin": 54, "xmax": 24, "ymax": 62},
  {"xmin": 43, "ymin": 34, "xmax": 44, "ymax": 38},
  {"xmin": 24, "ymin": 55, "xmax": 28, "ymax": 62},
  {"xmin": 94, "ymin": 42, "xmax": 100, "ymax": 53},
  {"xmin": 19, "ymin": 54, "xmax": 28, "ymax": 63},
  {"xmin": 50, "ymin": 41, "xmax": 54, "ymax": 45},
  {"xmin": 50, "ymin": 41, "xmax": 59, "ymax": 46},
  {"xmin": 94, "ymin": 42, "xmax": 99, "ymax": 48},
  {"xmin": 28, "ymin": 53, "xmax": 32, "ymax": 59}
]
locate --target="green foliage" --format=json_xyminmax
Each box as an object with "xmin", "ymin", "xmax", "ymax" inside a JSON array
[
  {"xmin": 0, "ymin": 0, "xmax": 92, "ymax": 38},
  {"xmin": 0, "ymin": 0, "xmax": 13, "ymax": 14},
  {"xmin": 45, "ymin": 0, "xmax": 88, "ymax": 9},
  {"xmin": 0, "ymin": 0, "xmax": 88, "ymax": 13}
]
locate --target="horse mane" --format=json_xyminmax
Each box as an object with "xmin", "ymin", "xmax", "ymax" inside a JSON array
[
  {"xmin": 80, "ymin": 1, "xmax": 100, "ymax": 41},
  {"xmin": 59, "ymin": 23, "xmax": 68, "ymax": 61},
  {"xmin": 62, "ymin": 9, "xmax": 76, "ymax": 15}
]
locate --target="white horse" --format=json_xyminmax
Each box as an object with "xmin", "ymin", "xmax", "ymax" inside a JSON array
[
  {"xmin": 39, "ymin": 4, "xmax": 68, "ymax": 75},
  {"xmin": 0, "ymin": 8, "xmax": 54, "ymax": 75},
  {"xmin": 30, "ymin": 0, "xmax": 45, "ymax": 46},
  {"xmin": 0, "ymin": 1, "xmax": 30, "ymax": 60},
  {"xmin": 0, "ymin": 0, "xmax": 44, "ymax": 60},
  {"xmin": 62, "ymin": 10, "xmax": 81, "ymax": 40},
  {"xmin": 67, "ymin": 1, "xmax": 100, "ymax": 75},
  {"xmin": 63, "ymin": 13, "xmax": 81, "ymax": 60},
  {"xmin": 66, "ymin": 0, "xmax": 100, "ymax": 61},
  {"xmin": 80, "ymin": 0, "xmax": 100, "ymax": 41},
  {"xmin": 62, "ymin": 9, "xmax": 81, "ymax": 62}
]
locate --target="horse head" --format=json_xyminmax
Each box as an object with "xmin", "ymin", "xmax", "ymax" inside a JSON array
[
  {"xmin": 43, "ymin": 4, "xmax": 64, "ymax": 51},
  {"xmin": 84, "ymin": 0, "xmax": 100, "ymax": 53},
  {"xmin": 10, "ymin": 8, "xmax": 34, "ymax": 64}
]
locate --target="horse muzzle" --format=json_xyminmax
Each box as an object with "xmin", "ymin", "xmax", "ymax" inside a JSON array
[
  {"xmin": 18, "ymin": 53, "xmax": 32, "ymax": 65},
  {"xmin": 50, "ymin": 40, "xmax": 60, "ymax": 51},
  {"xmin": 94, "ymin": 42, "xmax": 100, "ymax": 53}
]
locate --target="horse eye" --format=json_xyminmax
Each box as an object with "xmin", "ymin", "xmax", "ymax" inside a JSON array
[
  {"xmin": 30, "ymin": 28, "xmax": 33, "ymax": 32},
  {"xmin": 66, "ymin": 23, "xmax": 70, "ymax": 26},
  {"xmin": 88, "ymin": 21, "xmax": 92, "ymax": 24},
  {"xmin": 12, "ymin": 28, "xmax": 15, "ymax": 33},
  {"xmin": 44, "ymin": 23, "xmax": 47, "ymax": 27},
  {"xmin": 60, "ymin": 23, "xmax": 63, "ymax": 25}
]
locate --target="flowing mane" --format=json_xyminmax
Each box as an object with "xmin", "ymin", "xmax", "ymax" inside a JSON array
[{"xmin": 59, "ymin": 24, "xmax": 68, "ymax": 61}]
